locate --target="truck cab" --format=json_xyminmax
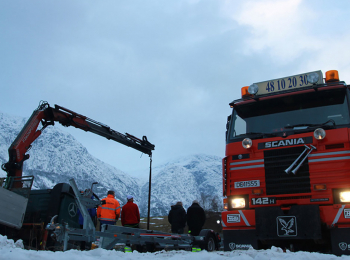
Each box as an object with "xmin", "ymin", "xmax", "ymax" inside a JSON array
[{"xmin": 222, "ymin": 70, "xmax": 350, "ymax": 255}]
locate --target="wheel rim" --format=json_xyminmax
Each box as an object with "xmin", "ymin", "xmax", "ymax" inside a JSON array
[{"xmin": 207, "ymin": 237, "xmax": 215, "ymax": 251}]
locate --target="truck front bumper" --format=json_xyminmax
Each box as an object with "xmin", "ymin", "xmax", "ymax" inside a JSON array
[{"xmin": 222, "ymin": 204, "xmax": 350, "ymax": 253}]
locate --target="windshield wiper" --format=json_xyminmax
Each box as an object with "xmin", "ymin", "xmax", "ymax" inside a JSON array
[
  {"xmin": 245, "ymin": 132, "xmax": 264, "ymax": 135},
  {"xmin": 236, "ymin": 132, "xmax": 264, "ymax": 138},
  {"xmin": 237, "ymin": 132, "xmax": 278, "ymax": 138},
  {"xmin": 284, "ymin": 119, "xmax": 336, "ymax": 129}
]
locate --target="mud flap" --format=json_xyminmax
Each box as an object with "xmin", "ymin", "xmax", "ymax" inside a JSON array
[
  {"xmin": 255, "ymin": 205, "xmax": 322, "ymax": 240},
  {"xmin": 223, "ymin": 229, "xmax": 258, "ymax": 251},
  {"xmin": 331, "ymin": 228, "xmax": 350, "ymax": 256}
]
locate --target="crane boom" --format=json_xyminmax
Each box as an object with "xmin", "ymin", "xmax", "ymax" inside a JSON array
[{"xmin": 2, "ymin": 101, "xmax": 155, "ymax": 179}]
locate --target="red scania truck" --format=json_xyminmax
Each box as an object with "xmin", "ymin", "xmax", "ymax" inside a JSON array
[{"xmin": 222, "ymin": 70, "xmax": 350, "ymax": 255}]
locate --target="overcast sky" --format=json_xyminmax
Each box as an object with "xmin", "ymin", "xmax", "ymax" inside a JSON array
[{"xmin": 1, "ymin": 0, "xmax": 350, "ymax": 179}]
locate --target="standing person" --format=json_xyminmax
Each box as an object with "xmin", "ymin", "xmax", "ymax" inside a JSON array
[
  {"xmin": 187, "ymin": 200, "xmax": 206, "ymax": 236},
  {"xmin": 121, "ymin": 195, "xmax": 140, "ymax": 228},
  {"xmin": 168, "ymin": 201, "xmax": 186, "ymax": 234},
  {"xmin": 97, "ymin": 190, "xmax": 120, "ymax": 230}
]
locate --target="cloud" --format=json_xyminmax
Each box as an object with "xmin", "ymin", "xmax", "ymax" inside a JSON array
[
  {"xmin": 304, "ymin": 33, "xmax": 350, "ymax": 82},
  {"xmin": 2, "ymin": 0, "xmax": 350, "ymax": 178},
  {"xmin": 222, "ymin": 0, "xmax": 321, "ymax": 64}
]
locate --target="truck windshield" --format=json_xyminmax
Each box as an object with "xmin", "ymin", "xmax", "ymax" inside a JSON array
[{"xmin": 228, "ymin": 87, "xmax": 350, "ymax": 141}]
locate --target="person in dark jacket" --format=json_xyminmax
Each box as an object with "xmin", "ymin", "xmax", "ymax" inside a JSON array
[
  {"xmin": 168, "ymin": 201, "xmax": 187, "ymax": 234},
  {"xmin": 121, "ymin": 195, "xmax": 140, "ymax": 228},
  {"xmin": 187, "ymin": 200, "xmax": 206, "ymax": 236}
]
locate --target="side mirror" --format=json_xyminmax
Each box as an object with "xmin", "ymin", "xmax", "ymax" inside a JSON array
[{"xmin": 226, "ymin": 115, "xmax": 232, "ymax": 141}]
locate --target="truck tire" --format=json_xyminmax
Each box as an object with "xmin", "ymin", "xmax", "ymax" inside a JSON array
[
  {"xmin": 204, "ymin": 235, "xmax": 216, "ymax": 251},
  {"xmin": 199, "ymin": 229, "xmax": 218, "ymax": 251}
]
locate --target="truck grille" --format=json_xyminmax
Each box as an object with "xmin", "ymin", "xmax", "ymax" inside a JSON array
[{"xmin": 264, "ymin": 146, "xmax": 311, "ymax": 195}]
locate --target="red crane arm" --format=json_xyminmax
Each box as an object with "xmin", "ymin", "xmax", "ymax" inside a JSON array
[{"xmin": 2, "ymin": 101, "xmax": 154, "ymax": 179}]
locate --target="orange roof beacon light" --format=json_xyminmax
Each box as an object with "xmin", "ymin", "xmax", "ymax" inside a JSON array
[
  {"xmin": 325, "ymin": 70, "xmax": 339, "ymax": 83},
  {"xmin": 241, "ymin": 86, "xmax": 250, "ymax": 97}
]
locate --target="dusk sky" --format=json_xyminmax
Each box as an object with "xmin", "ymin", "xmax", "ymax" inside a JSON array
[{"xmin": 1, "ymin": 0, "xmax": 350, "ymax": 178}]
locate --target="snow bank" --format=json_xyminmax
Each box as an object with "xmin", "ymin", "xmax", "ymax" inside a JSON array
[
  {"xmin": 0, "ymin": 235, "xmax": 348, "ymax": 260},
  {"xmin": 0, "ymin": 235, "xmax": 24, "ymax": 249}
]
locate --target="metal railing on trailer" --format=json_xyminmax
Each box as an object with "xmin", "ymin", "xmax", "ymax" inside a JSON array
[{"xmin": 47, "ymin": 179, "xmax": 220, "ymax": 252}]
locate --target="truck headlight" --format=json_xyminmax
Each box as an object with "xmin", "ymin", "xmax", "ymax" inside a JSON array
[
  {"xmin": 340, "ymin": 191, "xmax": 350, "ymax": 203},
  {"xmin": 231, "ymin": 198, "xmax": 246, "ymax": 208}
]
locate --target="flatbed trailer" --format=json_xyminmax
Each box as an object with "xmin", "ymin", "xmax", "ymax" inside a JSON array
[{"xmin": 48, "ymin": 179, "xmax": 221, "ymax": 252}]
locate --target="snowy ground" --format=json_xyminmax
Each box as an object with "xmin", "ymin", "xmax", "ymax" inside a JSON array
[{"xmin": 1, "ymin": 234, "xmax": 350, "ymax": 260}]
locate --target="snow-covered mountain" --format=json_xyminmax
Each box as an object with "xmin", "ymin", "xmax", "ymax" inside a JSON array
[
  {"xmin": 139, "ymin": 154, "xmax": 223, "ymax": 216},
  {"xmin": 0, "ymin": 111, "xmax": 223, "ymax": 216}
]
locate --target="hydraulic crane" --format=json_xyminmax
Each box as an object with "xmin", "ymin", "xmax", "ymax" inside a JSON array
[
  {"xmin": 0, "ymin": 101, "xmax": 154, "ymax": 232},
  {"xmin": 2, "ymin": 101, "xmax": 154, "ymax": 181}
]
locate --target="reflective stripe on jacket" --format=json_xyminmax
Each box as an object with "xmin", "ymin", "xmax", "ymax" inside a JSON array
[{"xmin": 97, "ymin": 194, "xmax": 121, "ymax": 222}]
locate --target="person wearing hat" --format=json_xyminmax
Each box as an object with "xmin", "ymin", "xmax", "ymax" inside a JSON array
[
  {"xmin": 168, "ymin": 201, "xmax": 187, "ymax": 234},
  {"xmin": 186, "ymin": 200, "xmax": 206, "ymax": 236},
  {"xmin": 121, "ymin": 195, "xmax": 140, "ymax": 228}
]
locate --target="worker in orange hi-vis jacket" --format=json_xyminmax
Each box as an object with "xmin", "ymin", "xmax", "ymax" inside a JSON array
[{"xmin": 97, "ymin": 190, "xmax": 121, "ymax": 230}]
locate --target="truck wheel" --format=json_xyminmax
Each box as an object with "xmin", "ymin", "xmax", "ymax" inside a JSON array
[{"xmin": 204, "ymin": 235, "xmax": 216, "ymax": 252}]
